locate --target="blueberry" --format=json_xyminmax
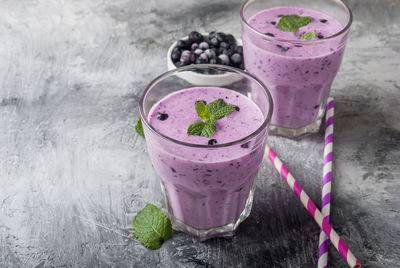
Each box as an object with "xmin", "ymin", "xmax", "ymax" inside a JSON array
[
  {"xmin": 190, "ymin": 52, "xmax": 197, "ymax": 63},
  {"xmin": 180, "ymin": 50, "xmax": 191, "ymax": 64},
  {"xmin": 157, "ymin": 112, "xmax": 168, "ymax": 121},
  {"xmin": 235, "ymin": 106, "xmax": 240, "ymax": 111},
  {"xmin": 189, "ymin": 31, "xmax": 203, "ymax": 44},
  {"xmin": 318, "ymin": 34, "xmax": 324, "ymax": 39},
  {"xmin": 240, "ymin": 142, "xmax": 249, "ymax": 148},
  {"xmin": 208, "ymin": 139, "xmax": 217, "ymax": 145},
  {"xmin": 199, "ymin": 41, "xmax": 209, "ymax": 50},
  {"xmin": 172, "ymin": 46, "xmax": 181, "ymax": 53},
  {"xmin": 320, "ymin": 19, "xmax": 328, "ymax": 23},
  {"xmin": 196, "ymin": 100, "xmax": 207, "ymax": 105},
  {"xmin": 194, "ymin": 48, "xmax": 203, "ymax": 55},
  {"xmin": 218, "ymin": 54, "xmax": 230, "ymax": 65},
  {"xmin": 220, "ymin": 42, "xmax": 228, "ymax": 49},
  {"xmin": 175, "ymin": 61, "xmax": 183, "ymax": 67},
  {"xmin": 191, "ymin": 42, "xmax": 199, "ymax": 50},
  {"xmin": 171, "ymin": 51, "xmax": 181, "ymax": 62},
  {"xmin": 195, "ymin": 57, "xmax": 208, "ymax": 64},
  {"xmin": 228, "ymin": 43, "xmax": 237, "ymax": 51},
  {"xmin": 210, "ymin": 37, "xmax": 219, "ymax": 47},
  {"xmin": 230, "ymin": 53, "xmax": 242, "ymax": 65},
  {"xmin": 271, "ymin": 21, "xmax": 276, "ymax": 25},
  {"xmin": 205, "ymin": 49, "xmax": 216, "ymax": 59},
  {"xmin": 235, "ymin": 46, "xmax": 243, "ymax": 54},
  {"xmin": 216, "ymin": 32, "xmax": 225, "ymax": 42},
  {"xmin": 265, "ymin": 32, "xmax": 275, "ymax": 37},
  {"xmin": 208, "ymin": 31, "xmax": 217, "ymax": 40},
  {"xmin": 209, "ymin": 58, "xmax": 217, "ymax": 64},
  {"xmin": 276, "ymin": 44, "xmax": 290, "ymax": 52},
  {"xmin": 225, "ymin": 34, "xmax": 235, "ymax": 45},
  {"xmin": 211, "ymin": 47, "xmax": 218, "ymax": 55},
  {"xmin": 177, "ymin": 40, "xmax": 188, "ymax": 49},
  {"xmin": 200, "ymin": 53, "xmax": 209, "ymax": 61}
]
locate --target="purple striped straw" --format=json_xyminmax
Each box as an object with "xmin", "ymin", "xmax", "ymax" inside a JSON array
[
  {"xmin": 318, "ymin": 98, "xmax": 335, "ymax": 267},
  {"xmin": 265, "ymin": 144, "xmax": 361, "ymax": 268}
]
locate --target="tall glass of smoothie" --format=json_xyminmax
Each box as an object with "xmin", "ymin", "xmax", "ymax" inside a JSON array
[
  {"xmin": 139, "ymin": 64, "xmax": 273, "ymax": 240},
  {"xmin": 241, "ymin": 0, "xmax": 352, "ymax": 137}
]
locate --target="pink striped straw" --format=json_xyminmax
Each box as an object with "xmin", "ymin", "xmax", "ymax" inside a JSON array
[
  {"xmin": 265, "ymin": 144, "xmax": 361, "ymax": 268},
  {"xmin": 318, "ymin": 97, "xmax": 335, "ymax": 268}
]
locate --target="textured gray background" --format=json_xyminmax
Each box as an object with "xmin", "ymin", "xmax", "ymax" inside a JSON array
[{"xmin": 0, "ymin": 0, "xmax": 399, "ymax": 267}]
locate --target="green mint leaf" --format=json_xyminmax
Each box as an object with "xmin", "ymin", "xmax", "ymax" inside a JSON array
[
  {"xmin": 135, "ymin": 118, "xmax": 145, "ymax": 138},
  {"xmin": 277, "ymin": 15, "xmax": 313, "ymax": 33},
  {"xmin": 206, "ymin": 99, "xmax": 228, "ymax": 114},
  {"xmin": 206, "ymin": 99, "xmax": 237, "ymax": 120},
  {"xmin": 195, "ymin": 101, "xmax": 211, "ymax": 121},
  {"xmin": 201, "ymin": 123, "xmax": 216, "ymax": 138},
  {"xmin": 300, "ymin": 30, "xmax": 316, "ymax": 40},
  {"xmin": 187, "ymin": 121, "xmax": 216, "ymax": 138},
  {"xmin": 132, "ymin": 204, "xmax": 172, "ymax": 250},
  {"xmin": 187, "ymin": 121, "xmax": 206, "ymax": 136},
  {"xmin": 213, "ymin": 105, "xmax": 237, "ymax": 120}
]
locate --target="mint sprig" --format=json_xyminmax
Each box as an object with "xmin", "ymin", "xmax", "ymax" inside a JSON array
[
  {"xmin": 132, "ymin": 204, "xmax": 172, "ymax": 250},
  {"xmin": 300, "ymin": 30, "xmax": 316, "ymax": 40},
  {"xmin": 277, "ymin": 15, "xmax": 313, "ymax": 34},
  {"xmin": 187, "ymin": 99, "xmax": 237, "ymax": 138},
  {"xmin": 135, "ymin": 118, "xmax": 145, "ymax": 138}
]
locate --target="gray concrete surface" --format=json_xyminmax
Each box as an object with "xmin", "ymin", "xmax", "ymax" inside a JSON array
[{"xmin": 0, "ymin": 0, "xmax": 399, "ymax": 267}]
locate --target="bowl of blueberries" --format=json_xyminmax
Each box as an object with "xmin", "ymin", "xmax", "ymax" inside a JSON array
[{"xmin": 167, "ymin": 31, "xmax": 244, "ymax": 86}]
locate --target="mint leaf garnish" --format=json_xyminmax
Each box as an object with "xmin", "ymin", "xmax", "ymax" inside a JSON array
[
  {"xmin": 187, "ymin": 121, "xmax": 216, "ymax": 138},
  {"xmin": 195, "ymin": 101, "xmax": 211, "ymax": 122},
  {"xmin": 300, "ymin": 30, "xmax": 316, "ymax": 40},
  {"xmin": 277, "ymin": 15, "xmax": 313, "ymax": 34},
  {"xmin": 132, "ymin": 204, "xmax": 172, "ymax": 250},
  {"xmin": 187, "ymin": 98, "xmax": 238, "ymax": 138},
  {"xmin": 206, "ymin": 99, "xmax": 237, "ymax": 120},
  {"xmin": 135, "ymin": 118, "xmax": 145, "ymax": 138}
]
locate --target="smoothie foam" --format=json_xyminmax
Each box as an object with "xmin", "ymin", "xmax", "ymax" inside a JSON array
[
  {"xmin": 146, "ymin": 87, "xmax": 266, "ymax": 230},
  {"xmin": 242, "ymin": 7, "xmax": 345, "ymax": 129}
]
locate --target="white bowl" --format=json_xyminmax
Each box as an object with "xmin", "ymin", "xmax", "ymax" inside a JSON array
[{"xmin": 167, "ymin": 33, "xmax": 243, "ymax": 86}]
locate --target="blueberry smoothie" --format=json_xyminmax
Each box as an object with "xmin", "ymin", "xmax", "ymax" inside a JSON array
[
  {"xmin": 144, "ymin": 87, "xmax": 267, "ymax": 236},
  {"xmin": 242, "ymin": 7, "xmax": 347, "ymax": 133}
]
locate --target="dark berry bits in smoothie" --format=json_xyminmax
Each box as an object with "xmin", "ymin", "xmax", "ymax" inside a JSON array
[
  {"xmin": 317, "ymin": 34, "xmax": 324, "ymax": 39},
  {"xmin": 320, "ymin": 19, "xmax": 328, "ymax": 23},
  {"xmin": 235, "ymin": 106, "xmax": 240, "ymax": 111},
  {"xmin": 240, "ymin": 142, "xmax": 250, "ymax": 148},
  {"xmin": 195, "ymin": 100, "xmax": 207, "ymax": 105},
  {"xmin": 265, "ymin": 32, "xmax": 275, "ymax": 37},
  {"xmin": 208, "ymin": 139, "xmax": 218, "ymax": 145},
  {"xmin": 271, "ymin": 21, "xmax": 276, "ymax": 25},
  {"xmin": 157, "ymin": 112, "xmax": 169, "ymax": 121}
]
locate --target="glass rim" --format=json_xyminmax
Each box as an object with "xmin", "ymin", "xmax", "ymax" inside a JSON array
[
  {"xmin": 139, "ymin": 64, "xmax": 274, "ymax": 149},
  {"xmin": 239, "ymin": 0, "xmax": 353, "ymax": 45}
]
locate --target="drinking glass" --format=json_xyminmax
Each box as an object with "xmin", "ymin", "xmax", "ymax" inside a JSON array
[
  {"xmin": 241, "ymin": 0, "xmax": 352, "ymax": 137},
  {"xmin": 139, "ymin": 64, "xmax": 273, "ymax": 240}
]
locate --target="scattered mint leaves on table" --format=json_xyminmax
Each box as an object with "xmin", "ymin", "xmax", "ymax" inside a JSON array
[
  {"xmin": 300, "ymin": 30, "xmax": 317, "ymax": 40},
  {"xmin": 135, "ymin": 118, "xmax": 145, "ymax": 138},
  {"xmin": 132, "ymin": 204, "xmax": 172, "ymax": 250},
  {"xmin": 277, "ymin": 15, "xmax": 313, "ymax": 34},
  {"xmin": 187, "ymin": 99, "xmax": 237, "ymax": 138}
]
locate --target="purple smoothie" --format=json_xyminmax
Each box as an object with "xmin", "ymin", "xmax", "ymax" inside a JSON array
[
  {"xmin": 242, "ymin": 7, "xmax": 346, "ymax": 129},
  {"xmin": 145, "ymin": 87, "xmax": 266, "ymax": 231}
]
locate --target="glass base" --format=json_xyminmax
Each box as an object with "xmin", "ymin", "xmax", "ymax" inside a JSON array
[
  {"xmin": 165, "ymin": 183, "xmax": 256, "ymax": 241},
  {"xmin": 269, "ymin": 104, "xmax": 325, "ymax": 138}
]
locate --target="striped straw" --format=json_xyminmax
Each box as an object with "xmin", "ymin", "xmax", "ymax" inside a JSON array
[
  {"xmin": 265, "ymin": 144, "xmax": 361, "ymax": 268},
  {"xmin": 318, "ymin": 97, "xmax": 335, "ymax": 268}
]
